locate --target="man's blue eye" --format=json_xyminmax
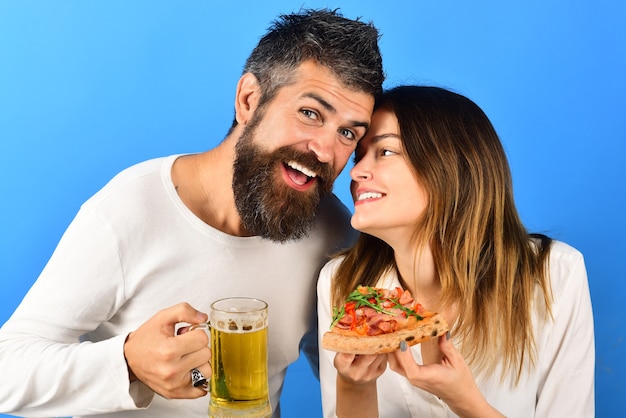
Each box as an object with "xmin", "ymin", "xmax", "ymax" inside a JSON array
[
  {"xmin": 340, "ymin": 129, "xmax": 356, "ymax": 141},
  {"xmin": 302, "ymin": 109, "xmax": 318, "ymax": 120}
]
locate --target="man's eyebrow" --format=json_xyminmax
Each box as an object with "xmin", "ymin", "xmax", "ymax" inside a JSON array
[
  {"xmin": 304, "ymin": 92, "xmax": 336, "ymax": 113},
  {"xmin": 303, "ymin": 92, "xmax": 370, "ymax": 130}
]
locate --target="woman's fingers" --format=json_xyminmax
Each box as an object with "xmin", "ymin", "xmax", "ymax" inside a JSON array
[{"xmin": 334, "ymin": 352, "xmax": 388, "ymax": 383}]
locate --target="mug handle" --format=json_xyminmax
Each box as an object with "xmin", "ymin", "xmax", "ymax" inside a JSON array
[
  {"xmin": 188, "ymin": 322, "xmax": 210, "ymax": 332},
  {"xmin": 176, "ymin": 322, "xmax": 209, "ymax": 335}
]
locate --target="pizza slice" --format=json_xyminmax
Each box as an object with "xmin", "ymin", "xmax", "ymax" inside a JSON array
[{"xmin": 321, "ymin": 285, "xmax": 449, "ymax": 354}]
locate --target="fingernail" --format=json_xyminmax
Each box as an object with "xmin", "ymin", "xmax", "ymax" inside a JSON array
[
  {"xmin": 400, "ymin": 340, "xmax": 407, "ymax": 352},
  {"xmin": 446, "ymin": 331, "xmax": 450, "ymax": 340}
]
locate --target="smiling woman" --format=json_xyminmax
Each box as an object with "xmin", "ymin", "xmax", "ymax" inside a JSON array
[
  {"xmin": 350, "ymin": 108, "xmax": 429, "ymax": 239},
  {"xmin": 1, "ymin": 1, "xmax": 625, "ymax": 418},
  {"xmin": 319, "ymin": 85, "xmax": 595, "ymax": 418}
]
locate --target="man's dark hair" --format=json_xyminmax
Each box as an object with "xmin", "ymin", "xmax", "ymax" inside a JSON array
[{"xmin": 238, "ymin": 8, "xmax": 384, "ymax": 121}]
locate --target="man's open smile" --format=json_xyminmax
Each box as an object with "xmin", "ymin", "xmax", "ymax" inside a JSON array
[{"xmin": 283, "ymin": 160, "xmax": 318, "ymax": 190}]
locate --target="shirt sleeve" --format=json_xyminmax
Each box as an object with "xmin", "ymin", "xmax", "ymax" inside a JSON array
[
  {"xmin": 299, "ymin": 313, "xmax": 321, "ymax": 381},
  {"xmin": 317, "ymin": 259, "xmax": 340, "ymax": 418},
  {"xmin": 0, "ymin": 207, "xmax": 154, "ymax": 416},
  {"xmin": 535, "ymin": 245, "xmax": 595, "ymax": 417}
]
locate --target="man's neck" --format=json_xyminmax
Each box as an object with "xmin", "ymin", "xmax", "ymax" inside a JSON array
[{"xmin": 171, "ymin": 136, "xmax": 250, "ymax": 236}]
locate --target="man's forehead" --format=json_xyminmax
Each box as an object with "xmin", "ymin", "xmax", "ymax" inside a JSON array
[{"xmin": 290, "ymin": 61, "xmax": 373, "ymax": 100}]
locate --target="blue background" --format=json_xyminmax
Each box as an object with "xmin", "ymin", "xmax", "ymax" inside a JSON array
[{"xmin": 1, "ymin": 1, "xmax": 624, "ymax": 417}]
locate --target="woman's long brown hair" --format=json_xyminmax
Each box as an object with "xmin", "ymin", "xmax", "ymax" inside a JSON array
[{"xmin": 332, "ymin": 86, "xmax": 552, "ymax": 383}]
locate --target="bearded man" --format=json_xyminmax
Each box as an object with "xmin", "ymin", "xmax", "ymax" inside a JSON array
[{"xmin": 0, "ymin": 8, "xmax": 384, "ymax": 418}]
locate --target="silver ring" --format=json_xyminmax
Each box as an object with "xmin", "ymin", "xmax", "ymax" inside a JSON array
[{"xmin": 191, "ymin": 368, "xmax": 208, "ymax": 388}]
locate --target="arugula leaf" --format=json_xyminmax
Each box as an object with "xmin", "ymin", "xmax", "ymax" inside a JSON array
[
  {"xmin": 330, "ymin": 305, "xmax": 346, "ymax": 328},
  {"xmin": 346, "ymin": 287, "xmax": 395, "ymax": 315},
  {"xmin": 330, "ymin": 286, "xmax": 423, "ymax": 329}
]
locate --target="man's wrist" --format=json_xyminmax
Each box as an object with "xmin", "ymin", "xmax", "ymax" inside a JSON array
[{"xmin": 124, "ymin": 332, "xmax": 138, "ymax": 382}]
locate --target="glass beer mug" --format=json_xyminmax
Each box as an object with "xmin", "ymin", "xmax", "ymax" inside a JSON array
[{"xmin": 206, "ymin": 297, "xmax": 271, "ymax": 418}]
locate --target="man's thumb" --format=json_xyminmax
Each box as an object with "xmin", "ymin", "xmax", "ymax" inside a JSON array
[{"xmin": 160, "ymin": 302, "xmax": 208, "ymax": 329}]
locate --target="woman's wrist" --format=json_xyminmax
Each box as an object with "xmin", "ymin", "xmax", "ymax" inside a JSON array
[
  {"xmin": 447, "ymin": 395, "xmax": 505, "ymax": 418},
  {"xmin": 336, "ymin": 374, "xmax": 378, "ymax": 418}
]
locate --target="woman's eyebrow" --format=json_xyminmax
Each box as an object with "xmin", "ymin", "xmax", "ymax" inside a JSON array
[{"xmin": 370, "ymin": 133, "xmax": 400, "ymax": 143}]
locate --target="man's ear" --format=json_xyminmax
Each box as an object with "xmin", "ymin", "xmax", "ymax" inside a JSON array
[{"xmin": 234, "ymin": 72, "xmax": 261, "ymax": 125}]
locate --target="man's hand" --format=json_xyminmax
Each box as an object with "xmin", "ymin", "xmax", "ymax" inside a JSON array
[{"xmin": 123, "ymin": 303, "xmax": 212, "ymax": 399}]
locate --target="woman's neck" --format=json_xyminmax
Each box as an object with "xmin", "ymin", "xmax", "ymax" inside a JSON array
[{"xmin": 393, "ymin": 242, "xmax": 440, "ymax": 310}]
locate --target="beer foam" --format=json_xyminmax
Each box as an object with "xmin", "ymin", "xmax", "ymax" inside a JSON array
[{"xmin": 212, "ymin": 316, "xmax": 267, "ymax": 333}]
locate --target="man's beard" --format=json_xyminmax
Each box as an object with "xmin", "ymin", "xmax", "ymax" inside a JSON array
[{"xmin": 232, "ymin": 116, "xmax": 335, "ymax": 243}]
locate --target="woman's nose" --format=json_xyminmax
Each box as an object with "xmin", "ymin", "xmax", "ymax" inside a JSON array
[{"xmin": 350, "ymin": 160, "xmax": 371, "ymax": 181}]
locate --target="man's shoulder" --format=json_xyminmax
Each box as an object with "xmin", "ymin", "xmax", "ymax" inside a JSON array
[
  {"xmin": 318, "ymin": 193, "xmax": 352, "ymax": 217},
  {"xmin": 108, "ymin": 155, "xmax": 177, "ymax": 183},
  {"xmin": 316, "ymin": 194, "xmax": 353, "ymax": 228},
  {"xmin": 313, "ymin": 194, "xmax": 358, "ymax": 247},
  {"xmin": 84, "ymin": 155, "xmax": 179, "ymax": 209}
]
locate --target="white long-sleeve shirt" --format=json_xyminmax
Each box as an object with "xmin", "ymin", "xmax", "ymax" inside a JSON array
[
  {"xmin": 318, "ymin": 240, "xmax": 595, "ymax": 417},
  {"xmin": 0, "ymin": 155, "xmax": 356, "ymax": 417}
]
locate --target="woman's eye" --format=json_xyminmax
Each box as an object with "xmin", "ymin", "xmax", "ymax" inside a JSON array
[{"xmin": 382, "ymin": 149, "xmax": 397, "ymax": 156}]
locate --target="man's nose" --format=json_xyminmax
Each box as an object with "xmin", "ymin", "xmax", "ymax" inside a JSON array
[{"xmin": 307, "ymin": 129, "xmax": 335, "ymax": 164}]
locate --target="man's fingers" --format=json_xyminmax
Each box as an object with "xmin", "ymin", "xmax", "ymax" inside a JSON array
[
  {"xmin": 190, "ymin": 362, "xmax": 212, "ymax": 390},
  {"xmin": 124, "ymin": 302, "xmax": 211, "ymax": 400},
  {"xmin": 157, "ymin": 302, "xmax": 208, "ymax": 331},
  {"xmin": 182, "ymin": 344, "xmax": 212, "ymax": 370},
  {"xmin": 177, "ymin": 326, "xmax": 210, "ymax": 351}
]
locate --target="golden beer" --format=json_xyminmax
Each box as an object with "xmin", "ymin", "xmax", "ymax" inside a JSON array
[{"xmin": 209, "ymin": 298, "xmax": 271, "ymax": 418}]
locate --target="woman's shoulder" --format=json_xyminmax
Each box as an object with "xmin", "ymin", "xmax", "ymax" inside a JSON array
[
  {"xmin": 546, "ymin": 239, "xmax": 588, "ymax": 299},
  {"xmin": 319, "ymin": 255, "xmax": 346, "ymax": 279},
  {"xmin": 549, "ymin": 239, "xmax": 584, "ymax": 261},
  {"xmin": 548, "ymin": 240, "xmax": 585, "ymax": 274},
  {"xmin": 317, "ymin": 255, "xmax": 347, "ymax": 305}
]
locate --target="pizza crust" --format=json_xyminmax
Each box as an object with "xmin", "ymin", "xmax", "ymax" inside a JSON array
[{"xmin": 321, "ymin": 313, "xmax": 449, "ymax": 354}]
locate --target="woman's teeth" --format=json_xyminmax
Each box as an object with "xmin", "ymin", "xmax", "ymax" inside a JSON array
[{"xmin": 357, "ymin": 192, "xmax": 383, "ymax": 201}]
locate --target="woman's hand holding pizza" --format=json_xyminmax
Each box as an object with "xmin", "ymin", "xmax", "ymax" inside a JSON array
[
  {"xmin": 334, "ymin": 353, "xmax": 386, "ymax": 418},
  {"xmin": 387, "ymin": 334, "xmax": 505, "ymax": 418},
  {"xmin": 327, "ymin": 286, "xmax": 451, "ymax": 418},
  {"xmin": 334, "ymin": 352, "xmax": 387, "ymax": 385}
]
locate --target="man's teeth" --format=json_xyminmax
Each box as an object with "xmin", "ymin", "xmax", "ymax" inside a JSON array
[
  {"xmin": 287, "ymin": 161, "xmax": 317, "ymax": 178},
  {"xmin": 357, "ymin": 192, "xmax": 383, "ymax": 201}
]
